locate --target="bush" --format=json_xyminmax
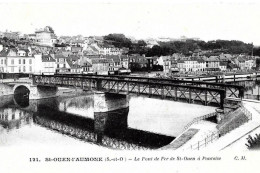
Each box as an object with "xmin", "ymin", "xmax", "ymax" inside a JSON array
[{"xmin": 246, "ymin": 133, "xmax": 260, "ymax": 150}]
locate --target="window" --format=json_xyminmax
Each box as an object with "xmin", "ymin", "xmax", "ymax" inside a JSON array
[
  {"xmin": 29, "ymin": 59, "xmax": 32, "ymax": 64},
  {"xmin": 23, "ymin": 59, "xmax": 25, "ymax": 64},
  {"xmin": 23, "ymin": 66, "xmax": 26, "ymax": 72},
  {"xmin": 29, "ymin": 66, "xmax": 32, "ymax": 72},
  {"xmin": 19, "ymin": 59, "xmax": 21, "ymax": 64},
  {"xmin": 12, "ymin": 110, "xmax": 15, "ymax": 120},
  {"xmin": 19, "ymin": 67, "xmax": 21, "ymax": 72},
  {"xmin": 11, "ymin": 67, "xmax": 14, "ymax": 72},
  {"xmin": 11, "ymin": 59, "xmax": 14, "ymax": 65},
  {"xmin": 0, "ymin": 59, "xmax": 2, "ymax": 64}
]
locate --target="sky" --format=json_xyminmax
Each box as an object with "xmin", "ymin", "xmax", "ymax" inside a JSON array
[{"xmin": 0, "ymin": 0, "xmax": 260, "ymax": 45}]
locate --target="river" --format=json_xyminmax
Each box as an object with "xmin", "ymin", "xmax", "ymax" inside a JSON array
[{"xmin": 0, "ymin": 91, "xmax": 215, "ymax": 149}]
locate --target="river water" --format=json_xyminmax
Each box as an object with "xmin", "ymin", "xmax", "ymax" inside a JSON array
[{"xmin": 0, "ymin": 91, "xmax": 215, "ymax": 149}]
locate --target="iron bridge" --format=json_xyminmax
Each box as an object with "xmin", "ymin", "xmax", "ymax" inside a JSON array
[{"xmin": 32, "ymin": 74, "xmax": 245, "ymax": 108}]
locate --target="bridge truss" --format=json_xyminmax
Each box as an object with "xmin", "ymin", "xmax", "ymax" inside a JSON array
[{"xmin": 32, "ymin": 75, "xmax": 233, "ymax": 108}]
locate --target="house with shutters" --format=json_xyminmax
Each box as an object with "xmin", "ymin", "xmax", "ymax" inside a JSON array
[
  {"xmin": 129, "ymin": 55, "xmax": 148, "ymax": 71},
  {"xmin": 34, "ymin": 53, "xmax": 56, "ymax": 75},
  {"xmin": 177, "ymin": 60, "xmax": 185, "ymax": 72},
  {"xmin": 54, "ymin": 53, "xmax": 70, "ymax": 73},
  {"xmin": 219, "ymin": 61, "xmax": 228, "ymax": 71},
  {"xmin": 206, "ymin": 56, "xmax": 220, "ymax": 71},
  {"xmin": 0, "ymin": 49, "xmax": 8, "ymax": 72},
  {"xmin": 82, "ymin": 61, "xmax": 93, "ymax": 74},
  {"xmin": 104, "ymin": 55, "xmax": 121, "ymax": 73},
  {"xmin": 197, "ymin": 58, "xmax": 206, "ymax": 71},
  {"xmin": 0, "ymin": 48, "xmax": 35, "ymax": 73},
  {"xmin": 244, "ymin": 57, "xmax": 255, "ymax": 70},
  {"xmin": 184, "ymin": 59, "xmax": 198, "ymax": 72},
  {"xmin": 91, "ymin": 58, "xmax": 110, "ymax": 75}
]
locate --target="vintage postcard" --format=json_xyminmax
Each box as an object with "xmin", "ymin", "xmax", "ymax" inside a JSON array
[{"xmin": 0, "ymin": 0, "xmax": 260, "ymax": 172}]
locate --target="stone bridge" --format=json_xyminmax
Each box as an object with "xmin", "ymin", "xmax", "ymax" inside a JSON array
[{"xmin": 0, "ymin": 79, "xmax": 57, "ymax": 100}]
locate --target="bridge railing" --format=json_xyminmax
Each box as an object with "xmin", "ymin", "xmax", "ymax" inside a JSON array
[
  {"xmin": 188, "ymin": 132, "xmax": 219, "ymax": 150},
  {"xmin": 51, "ymin": 74, "xmax": 244, "ymax": 99},
  {"xmin": 183, "ymin": 112, "xmax": 217, "ymax": 130},
  {"xmin": 33, "ymin": 75, "xmax": 226, "ymax": 108}
]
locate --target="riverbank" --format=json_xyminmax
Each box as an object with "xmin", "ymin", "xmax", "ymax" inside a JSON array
[{"xmin": 164, "ymin": 99, "xmax": 260, "ymax": 151}]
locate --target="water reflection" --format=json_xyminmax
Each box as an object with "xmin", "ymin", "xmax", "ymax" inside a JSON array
[
  {"xmin": 0, "ymin": 107, "xmax": 32, "ymax": 130},
  {"xmin": 0, "ymin": 93, "xmax": 174, "ymax": 149},
  {"xmin": 13, "ymin": 94, "xmax": 30, "ymax": 108}
]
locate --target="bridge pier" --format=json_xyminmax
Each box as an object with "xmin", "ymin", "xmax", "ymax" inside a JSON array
[
  {"xmin": 223, "ymin": 97, "xmax": 242, "ymax": 114},
  {"xmin": 94, "ymin": 92, "xmax": 129, "ymax": 133},
  {"xmin": 29, "ymin": 85, "xmax": 58, "ymax": 100},
  {"xmin": 96, "ymin": 79, "xmax": 103, "ymax": 91}
]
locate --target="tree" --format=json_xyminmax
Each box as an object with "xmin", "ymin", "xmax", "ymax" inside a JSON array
[
  {"xmin": 253, "ymin": 47, "xmax": 260, "ymax": 56},
  {"xmin": 137, "ymin": 40, "xmax": 147, "ymax": 47},
  {"xmin": 146, "ymin": 45, "xmax": 162, "ymax": 57},
  {"xmin": 103, "ymin": 33, "xmax": 132, "ymax": 48}
]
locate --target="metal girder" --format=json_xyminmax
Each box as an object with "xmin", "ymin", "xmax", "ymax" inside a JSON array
[
  {"xmin": 193, "ymin": 89, "xmax": 204, "ymax": 104},
  {"xmin": 152, "ymin": 85, "xmax": 160, "ymax": 95},
  {"xmin": 101, "ymin": 80, "xmax": 109, "ymax": 89},
  {"xmin": 32, "ymin": 75, "xmax": 228, "ymax": 108},
  {"xmin": 178, "ymin": 87, "xmax": 189, "ymax": 101},
  {"xmin": 119, "ymin": 82, "xmax": 127, "ymax": 92},
  {"xmin": 129, "ymin": 82, "xmax": 138, "ymax": 93},
  {"xmin": 164, "ymin": 86, "xmax": 173, "ymax": 98},
  {"xmin": 140, "ymin": 84, "xmax": 149, "ymax": 94},
  {"xmin": 108, "ymin": 81, "xmax": 117, "ymax": 92},
  {"xmin": 207, "ymin": 91, "xmax": 220, "ymax": 106},
  {"xmin": 227, "ymin": 87, "xmax": 238, "ymax": 97}
]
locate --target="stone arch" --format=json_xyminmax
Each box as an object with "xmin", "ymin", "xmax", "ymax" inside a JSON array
[
  {"xmin": 12, "ymin": 85, "xmax": 30, "ymax": 108},
  {"xmin": 13, "ymin": 84, "xmax": 31, "ymax": 95}
]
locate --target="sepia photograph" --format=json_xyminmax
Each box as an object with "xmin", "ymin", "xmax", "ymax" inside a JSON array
[{"xmin": 0, "ymin": 0, "xmax": 260, "ymax": 172}]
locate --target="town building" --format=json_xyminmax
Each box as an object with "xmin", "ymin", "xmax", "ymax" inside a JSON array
[
  {"xmin": 177, "ymin": 60, "xmax": 185, "ymax": 72},
  {"xmin": 184, "ymin": 59, "xmax": 198, "ymax": 72},
  {"xmin": 91, "ymin": 58, "xmax": 110, "ymax": 75},
  {"xmin": 219, "ymin": 61, "xmax": 228, "ymax": 71},
  {"xmin": 54, "ymin": 53, "xmax": 70, "ymax": 73},
  {"xmin": 35, "ymin": 26, "xmax": 57, "ymax": 47},
  {"xmin": 34, "ymin": 54, "xmax": 56, "ymax": 75},
  {"xmin": 197, "ymin": 58, "xmax": 206, "ymax": 71},
  {"xmin": 234, "ymin": 56, "xmax": 246, "ymax": 70},
  {"xmin": 1, "ymin": 31, "xmax": 20, "ymax": 40},
  {"xmin": 129, "ymin": 55, "xmax": 148, "ymax": 71},
  {"xmin": 120, "ymin": 55, "xmax": 129, "ymax": 69},
  {"xmin": 82, "ymin": 61, "xmax": 93, "ymax": 74},
  {"xmin": 66, "ymin": 55, "xmax": 82, "ymax": 74},
  {"xmin": 157, "ymin": 56, "xmax": 171, "ymax": 74},
  {"xmin": 244, "ymin": 58, "xmax": 254, "ymax": 70},
  {"xmin": 206, "ymin": 56, "xmax": 220, "ymax": 71},
  {"xmin": 105, "ymin": 55, "xmax": 121, "ymax": 73},
  {"xmin": 0, "ymin": 48, "xmax": 35, "ymax": 73},
  {"xmin": 0, "ymin": 49, "xmax": 8, "ymax": 72}
]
